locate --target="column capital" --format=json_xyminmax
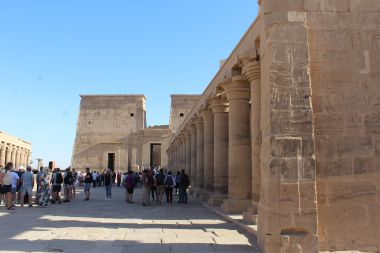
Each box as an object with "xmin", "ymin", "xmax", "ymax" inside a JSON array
[
  {"xmin": 199, "ymin": 109, "xmax": 214, "ymax": 124},
  {"xmin": 208, "ymin": 95, "xmax": 229, "ymax": 114},
  {"xmin": 194, "ymin": 117, "xmax": 204, "ymax": 129},
  {"xmin": 189, "ymin": 122, "xmax": 197, "ymax": 135},
  {"xmin": 220, "ymin": 75, "xmax": 251, "ymax": 101},
  {"xmin": 184, "ymin": 129, "xmax": 191, "ymax": 139},
  {"xmin": 242, "ymin": 61, "xmax": 261, "ymax": 83}
]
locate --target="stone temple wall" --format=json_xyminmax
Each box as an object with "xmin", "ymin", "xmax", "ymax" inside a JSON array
[
  {"xmin": 72, "ymin": 94, "xmax": 200, "ymax": 172},
  {"xmin": 167, "ymin": 1, "xmax": 380, "ymax": 252},
  {"xmin": 71, "ymin": 95, "xmax": 146, "ymax": 171},
  {"xmin": 305, "ymin": 0, "xmax": 380, "ymax": 251}
]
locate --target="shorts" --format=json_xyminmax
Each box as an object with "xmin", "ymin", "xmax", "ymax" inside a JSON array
[
  {"xmin": 0, "ymin": 185, "xmax": 12, "ymax": 194},
  {"xmin": 84, "ymin": 183, "xmax": 91, "ymax": 192},
  {"xmin": 22, "ymin": 186, "xmax": 33, "ymax": 196},
  {"xmin": 12, "ymin": 187, "xmax": 17, "ymax": 194},
  {"xmin": 126, "ymin": 188, "xmax": 134, "ymax": 194},
  {"xmin": 52, "ymin": 185, "xmax": 61, "ymax": 193}
]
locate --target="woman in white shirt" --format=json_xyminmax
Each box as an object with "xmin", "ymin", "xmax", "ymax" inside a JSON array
[{"xmin": 0, "ymin": 162, "xmax": 14, "ymax": 210}]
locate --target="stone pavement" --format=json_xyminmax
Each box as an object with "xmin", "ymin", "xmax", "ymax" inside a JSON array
[{"xmin": 0, "ymin": 187, "xmax": 261, "ymax": 253}]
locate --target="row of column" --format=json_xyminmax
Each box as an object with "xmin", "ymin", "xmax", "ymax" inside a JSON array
[
  {"xmin": 167, "ymin": 59, "xmax": 261, "ymax": 215},
  {"xmin": 0, "ymin": 143, "xmax": 32, "ymax": 169}
]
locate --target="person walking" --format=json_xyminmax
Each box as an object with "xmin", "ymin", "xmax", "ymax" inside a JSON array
[
  {"xmin": 37, "ymin": 168, "xmax": 50, "ymax": 208},
  {"xmin": 124, "ymin": 170, "xmax": 135, "ymax": 203},
  {"xmin": 92, "ymin": 171, "xmax": 98, "ymax": 188},
  {"xmin": 71, "ymin": 168, "xmax": 78, "ymax": 199},
  {"xmin": 83, "ymin": 167, "xmax": 92, "ymax": 201},
  {"xmin": 63, "ymin": 167, "xmax": 73, "ymax": 203},
  {"xmin": 104, "ymin": 169, "xmax": 113, "ymax": 201},
  {"xmin": 10, "ymin": 168, "xmax": 20, "ymax": 206},
  {"xmin": 51, "ymin": 168, "xmax": 63, "ymax": 204},
  {"xmin": 164, "ymin": 171, "xmax": 176, "ymax": 204},
  {"xmin": 174, "ymin": 171, "xmax": 180, "ymax": 195},
  {"xmin": 20, "ymin": 166, "xmax": 34, "ymax": 207},
  {"xmin": 142, "ymin": 169, "xmax": 154, "ymax": 206},
  {"xmin": 0, "ymin": 163, "xmax": 15, "ymax": 210},
  {"xmin": 178, "ymin": 170, "xmax": 189, "ymax": 204},
  {"xmin": 35, "ymin": 167, "xmax": 44, "ymax": 204},
  {"xmin": 155, "ymin": 169, "xmax": 165, "ymax": 205}
]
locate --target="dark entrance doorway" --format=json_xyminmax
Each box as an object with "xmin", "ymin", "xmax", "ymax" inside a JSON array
[
  {"xmin": 150, "ymin": 144, "xmax": 161, "ymax": 168},
  {"xmin": 107, "ymin": 153, "xmax": 115, "ymax": 172}
]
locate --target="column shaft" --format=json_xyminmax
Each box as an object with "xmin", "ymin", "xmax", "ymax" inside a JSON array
[
  {"xmin": 221, "ymin": 75, "xmax": 252, "ymax": 213},
  {"xmin": 195, "ymin": 119, "xmax": 204, "ymax": 191},
  {"xmin": 201, "ymin": 109, "xmax": 214, "ymax": 193},
  {"xmin": 185, "ymin": 131, "xmax": 191, "ymax": 177},
  {"xmin": 189, "ymin": 124, "xmax": 197, "ymax": 188},
  {"xmin": 0, "ymin": 145, "xmax": 6, "ymax": 166}
]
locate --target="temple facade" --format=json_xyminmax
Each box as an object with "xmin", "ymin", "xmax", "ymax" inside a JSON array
[{"xmin": 71, "ymin": 94, "xmax": 200, "ymax": 171}]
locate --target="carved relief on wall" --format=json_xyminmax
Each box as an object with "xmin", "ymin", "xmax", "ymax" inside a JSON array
[
  {"xmin": 76, "ymin": 133, "xmax": 94, "ymax": 162},
  {"xmin": 113, "ymin": 111, "xmax": 121, "ymax": 128}
]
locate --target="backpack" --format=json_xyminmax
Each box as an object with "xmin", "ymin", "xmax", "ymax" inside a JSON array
[
  {"xmin": 165, "ymin": 176, "xmax": 174, "ymax": 187},
  {"xmin": 55, "ymin": 173, "xmax": 63, "ymax": 184},
  {"xmin": 64, "ymin": 172, "xmax": 73, "ymax": 185},
  {"xmin": 146, "ymin": 174, "xmax": 154, "ymax": 187},
  {"xmin": 155, "ymin": 173, "xmax": 165, "ymax": 186},
  {"xmin": 180, "ymin": 174, "xmax": 189, "ymax": 188},
  {"xmin": 125, "ymin": 174, "xmax": 135, "ymax": 189}
]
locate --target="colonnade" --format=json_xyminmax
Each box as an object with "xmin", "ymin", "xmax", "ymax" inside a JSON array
[
  {"xmin": 167, "ymin": 57, "xmax": 261, "ymax": 217},
  {"xmin": 0, "ymin": 142, "xmax": 32, "ymax": 168}
]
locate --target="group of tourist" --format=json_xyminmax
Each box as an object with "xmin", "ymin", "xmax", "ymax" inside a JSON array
[{"xmin": 0, "ymin": 162, "xmax": 190, "ymax": 210}]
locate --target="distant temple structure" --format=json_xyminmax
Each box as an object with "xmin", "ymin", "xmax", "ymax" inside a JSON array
[
  {"xmin": 71, "ymin": 94, "xmax": 200, "ymax": 171},
  {"xmin": 0, "ymin": 131, "xmax": 32, "ymax": 168}
]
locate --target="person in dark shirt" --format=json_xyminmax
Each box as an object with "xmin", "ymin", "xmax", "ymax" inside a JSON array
[
  {"xmin": 104, "ymin": 168, "xmax": 113, "ymax": 201},
  {"xmin": 178, "ymin": 170, "xmax": 190, "ymax": 204},
  {"xmin": 83, "ymin": 167, "xmax": 93, "ymax": 201}
]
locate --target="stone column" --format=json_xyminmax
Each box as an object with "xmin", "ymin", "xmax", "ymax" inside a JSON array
[
  {"xmin": 174, "ymin": 142, "xmax": 178, "ymax": 170},
  {"xmin": 220, "ymin": 75, "xmax": 252, "ymax": 213},
  {"xmin": 179, "ymin": 135, "xmax": 185, "ymax": 171},
  {"xmin": 15, "ymin": 148, "xmax": 20, "ymax": 169},
  {"xmin": 27, "ymin": 151, "xmax": 31, "ymax": 167},
  {"xmin": 195, "ymin": 118, "xmax": 204, "ymax": 195},
  {"xmin": 207, "ymin": 94, "xmax": 229, "ymax": 206},
  {"xmin": 185, "ymin": 130, "xmax": 191, "ymax": 178},
  {"xmin": 36, "ymin": 158, "xmax": 43, "ymax": 171},
  {"xmin": 19, "ymin": 150, "xmax": 24, "ymax": 167},
  {"xmin": 257, "ymin": 1, "xmax": 318, "ymax": 251},
  {"xmin": 0, "ymin": 144, "xmax": 6, "ymax": 166},
  {"xmin": 200, "ymin": 109, "xmax": 214, "ymax": 201},
  {"xmin": 242, "ymin": 60, "xmax": 262, "ymax": 223},
  {"xmin": 10, "ymin": 146, "xmax": 16, "ymax": 166},
  {"xmin": 189, "ymin": 123, "xmax": 197, "ymax": 190},
  {"xmin": 5, "ymin": 145, "xmax": 11, "ymax": 164}
]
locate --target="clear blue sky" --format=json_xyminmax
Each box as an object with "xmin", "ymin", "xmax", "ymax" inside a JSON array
[{"xmin": 0, "ymin": 1, "xmax": 259, "ymax": 168}]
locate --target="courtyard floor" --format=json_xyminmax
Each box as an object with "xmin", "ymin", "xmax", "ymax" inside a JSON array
[{"xmin": 0, "ymin": 187, "xmax": 261, "ymax": 253}]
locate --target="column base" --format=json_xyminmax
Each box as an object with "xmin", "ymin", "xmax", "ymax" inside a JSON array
[
  {"xmin": 207, "ymin": 194, "xmax": 227, "ymax": 207},
  {"xmin": 243, "ymin": 207, "xmax": 258, "ymax": 225},
  {"xmin": 189, "ymin": 187, "xmax": 196, "ymax": 196},
  {"xmin": 261, "ymin": 233, "xmax": 319, "ymax": 253},
  {"xmin": 243, "ymin": 202, "xmax": 258, "ymax": 224},
  {"xmin": 199, "ymin": 191, "xmax": 212, "ymax": 202},
  {"xmin": 221, "ymin": 198, "xmax": 251, "ymax": 213},
  {"xmin": 194, "ymin": 189, "xmax": 203, "ymax": 198}
]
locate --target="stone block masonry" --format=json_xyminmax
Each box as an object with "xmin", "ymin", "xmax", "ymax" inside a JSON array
[{"xmin": 167, "ymin": 0, "xmax": 380, "ymax": 252}]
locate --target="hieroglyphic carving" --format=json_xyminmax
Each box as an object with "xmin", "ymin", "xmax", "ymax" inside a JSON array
[{"xmin": 113, "ymin": 111, "xmax": 121, "ymax": 128}]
